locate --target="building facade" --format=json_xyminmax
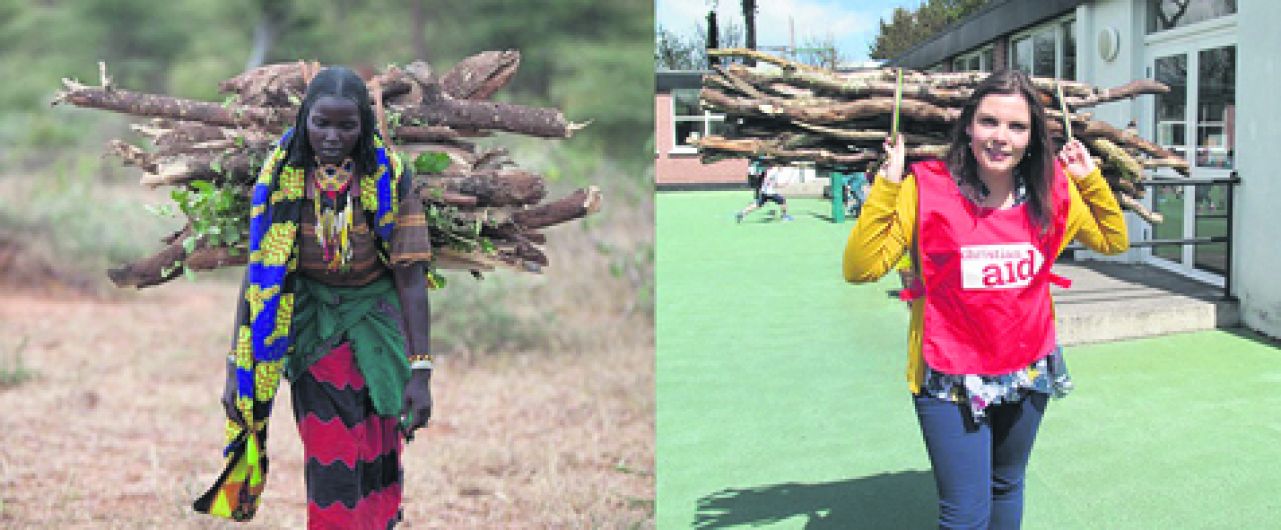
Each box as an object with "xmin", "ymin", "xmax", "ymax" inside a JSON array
[
  {"xmin": 655, "ymin": 70, "xmax": 749, "ymax": 189},
  {"xmin": 893, "ymin": 0, "xmax": 1281, "ymax": 339}
]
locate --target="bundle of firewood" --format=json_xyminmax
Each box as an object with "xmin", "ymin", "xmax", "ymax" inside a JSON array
[
  {"xmin": 53, "ymin": 52, "xmax": 602, "ymax": 288},
  {"xmin": 694, "ymin": 49, "xmax": 1186, "ymax": 224}
]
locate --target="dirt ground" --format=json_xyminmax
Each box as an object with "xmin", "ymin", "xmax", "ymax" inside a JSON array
[{"xmin": 0, "ymin": 277, "xmax": 654, "ymax": 529}]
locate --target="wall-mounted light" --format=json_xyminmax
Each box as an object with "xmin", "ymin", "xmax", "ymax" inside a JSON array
[{"xmin": 1098, "ymin": 26, "xmax": 1121, "ymax": 62}]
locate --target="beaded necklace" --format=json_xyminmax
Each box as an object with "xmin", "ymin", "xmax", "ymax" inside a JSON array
[{"xmin": 313, "ymin": 158, "xmax": 355, "ymax": 270}]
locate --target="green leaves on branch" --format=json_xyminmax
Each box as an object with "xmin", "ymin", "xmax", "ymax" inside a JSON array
[
  {"xmin": 413, "ymin": 151, "xmax": 494, "ymax": 260},
  {"xmin": 425, "ymin": 203, "xmax": 494, "ymax": 255},
  {"xmin": 173, "ymin": 179, "xmax": 248, "ymax": 251},
  {"xmin": 425, "ymin": 268, "xmax": 447, "ymax": 289},
  {"xmin": 150, "ymin": 179, "xmax": 249, "ymax": 280},
  {"xmin": 413, "ymin": 151, "xmax": 451, "ymax": 175}
]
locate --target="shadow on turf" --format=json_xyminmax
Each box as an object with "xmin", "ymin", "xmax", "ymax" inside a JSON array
[
  {"xmin": 736, "ymin": 212, "xmax": 781, "ymax": 224},
  {"xmin": 806, "ymin": 212, "xmax": 861, "ymax": 223},
  {"xmin": 693, "ymin": 470, "xmax": 936, "ymax": 529}
]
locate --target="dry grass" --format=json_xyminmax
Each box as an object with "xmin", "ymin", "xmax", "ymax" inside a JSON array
[
  {"xmin": 0, "ymin": 279, "xmax": 653, "ymax": 529},
  {"xmin": 0, "ymin": 168, "xmax": 654, "ymax": 528}
]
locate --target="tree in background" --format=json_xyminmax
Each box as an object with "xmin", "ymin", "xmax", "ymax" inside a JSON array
[
  {"xmin": 654, "ymin": 17, "xmax": 743, "ymax": 71},
  {"xmin": 741, "ymin": 0, "xmax": 756, "ymax": 66},
  {"xmin": 869, "ymin": 0, "xmax": 988, "ymax": 60},
  {"xmin": 0, "ymin": 0, "xmax": 653, "ymax": 179},
  {"xmin": 244, "ymin": 0, "xmax": 294, "ymax": 69},
  {"xmin": 406, "ymin": 0, "xmax": 653, "ymax": 178},
  {"xmin": 656, "ymin": 25, "xmax": 706, "ymax": 71},
  {"xmin": 796, "ymin": 34, "xmax": 845, "ymax": 70}
]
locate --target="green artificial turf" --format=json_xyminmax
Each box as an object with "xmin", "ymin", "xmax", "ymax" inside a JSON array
[{"xmin": 656, "ymin": 190, "xmax": 1281, "ymax": 529}]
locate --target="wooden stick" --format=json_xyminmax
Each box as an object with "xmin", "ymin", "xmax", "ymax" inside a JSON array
[
  {"xmin": 891, "ymin": 68, "xmax": 903, "ymax": 140},
  {"xmin": 1055, "ymin": 80, "xmax": 1072, "ymax": 143},
  {"xmin": 707, "ymin": 48, "xmax": 823, "ymax": 72},
  {"xmin": 1117, "ymin": 193, "xmax": 1164, "ymax": 224}
]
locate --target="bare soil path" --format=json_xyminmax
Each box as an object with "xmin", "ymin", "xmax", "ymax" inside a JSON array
[{"xmin": 0, "ymin": 280, "xmax": 653, "ymax": 529}]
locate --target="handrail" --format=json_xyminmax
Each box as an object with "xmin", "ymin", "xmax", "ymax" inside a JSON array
[{"xmin": 1067, "ymin": 171, "xmax": 1239, "ymax": 301}]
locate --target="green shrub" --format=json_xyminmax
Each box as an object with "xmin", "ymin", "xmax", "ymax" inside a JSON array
[{"xmin": 0, "ymin": 337, "xmax": 34, "ymax": 389}]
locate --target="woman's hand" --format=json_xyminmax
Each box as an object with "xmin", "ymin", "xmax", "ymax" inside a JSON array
[
  {"xmin": 400, "ymin": 369, "xmax": 433, "ymax": 440},
  {"xmin": 221, "ymin": 359, "xmax": 246, "ymax": 427},
  {"xmin": 881, "ymin": 133, "xmax": 906, "ymax": 183},
  {"xmin": 1057, "ymin": 138, "xmax": 1096, "ymax": 180}
]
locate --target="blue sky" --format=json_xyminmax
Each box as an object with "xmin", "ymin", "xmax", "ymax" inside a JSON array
[{"xmin": 655, "ymin": 0, "xmax": 928, "ymax": 64}]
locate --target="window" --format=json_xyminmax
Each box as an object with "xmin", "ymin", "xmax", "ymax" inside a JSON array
[
  {"xmin": 1196, "ymin": 46, "xmax": 1235, "ymax": 169},
  {"xmin": 1033, "ymin": 31, "xmax": 1055, "ymax": 77},
  {"xmin": 951, "ymin": 47, "xmax": 991, "ymax": 73},
  {"xmin": 1011, "ymin": 18, "xmax": 1076, "ymax": 79},
  {"xmin": 670, "ymin": 89, "xmax": 727, "ymax": 152},
  {"xmin": 1013, "ymin": 35, "xmax": 1034, "ymax": 74},
  {"xmin": 1061, "ymin": 20, "xmax": 1076, "ymax": 79},
  {"xmin": 1147, "ymin": 0, "xmax": 1237, "ymax": 33},
  {"xmin": 1153, "ymin": 54, "xmax": 1188, "ymax": 161}
]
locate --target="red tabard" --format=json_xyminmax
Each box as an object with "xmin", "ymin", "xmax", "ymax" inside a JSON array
[{"xmin": 908, "ymin": 159, "xmax": 1071, "ymax": 375}]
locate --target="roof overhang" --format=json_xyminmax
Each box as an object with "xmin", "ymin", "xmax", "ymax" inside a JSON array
[
  {"xmin": 656, "ymin": 70, "xmax": 710, "ymax": 91},
  {"xmin": 891, "ymin": 0, "xmax": 1089, "ymax": 69}
]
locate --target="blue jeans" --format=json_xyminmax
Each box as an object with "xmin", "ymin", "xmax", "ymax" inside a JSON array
[{"xmin": 913, "ymin": 392, "xmax": 1048, "ymax": 530}]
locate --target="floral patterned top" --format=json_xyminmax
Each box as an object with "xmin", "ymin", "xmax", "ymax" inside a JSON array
[{"xmin": 920, "ymin": 346, "xmax": 1073, "ymax": 419}]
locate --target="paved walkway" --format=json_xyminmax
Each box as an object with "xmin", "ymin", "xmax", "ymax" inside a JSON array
[{"xmin": 1053, "ymin": 261, "xmax": 1238, "ymax": 345}]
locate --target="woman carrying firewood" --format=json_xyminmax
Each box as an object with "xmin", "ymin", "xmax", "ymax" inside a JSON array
[
  {"xmin": 843, "ymin": 69, "xmax": 1129, "ymax": 529},
  {"xmin": 192, "ymin": 66, "xmax": 434, "ymax": 528}
]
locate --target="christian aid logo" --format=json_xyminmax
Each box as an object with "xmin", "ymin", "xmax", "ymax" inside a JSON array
[{"xmin": 960, "ymin": 243, "xmax": 1043, "ymax": 289}]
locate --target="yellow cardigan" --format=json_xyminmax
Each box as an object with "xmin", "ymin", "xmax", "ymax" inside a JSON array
[{"xmin": 842, "ymin": 167, "xmax": 1129, "ymax": 393}]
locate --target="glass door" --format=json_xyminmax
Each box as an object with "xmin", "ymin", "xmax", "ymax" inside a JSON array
[
  {"xmin": 1146, "ymin": 43, "xmax": 1235, "ymax": 282},
  {"xmin": 1191, "ymin": 45, "xmax": 1235, "ymax": 274},
  {"xmin": 1151, "ymin": 53, "xmax": 1188, "ymax": 265}
]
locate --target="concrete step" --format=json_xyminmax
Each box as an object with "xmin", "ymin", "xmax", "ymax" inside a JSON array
[{"xmin": 1051, "ymin": 261, "xmax": 1239, "ymax": 346}]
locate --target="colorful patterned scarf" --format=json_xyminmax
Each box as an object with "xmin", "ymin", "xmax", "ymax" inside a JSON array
[{"xmin": 193, "ymin": 128, "xmax": 401, "ymax": 520}]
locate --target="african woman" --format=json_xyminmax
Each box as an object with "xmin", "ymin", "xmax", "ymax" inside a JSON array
[{"xmin": 193, "ymin": 66, "xmax": 434, "ymax": 529}]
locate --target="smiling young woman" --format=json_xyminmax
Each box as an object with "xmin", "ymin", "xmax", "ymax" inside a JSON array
[{"xmin": 842, "ymin": 69, "xmax": 1129, "ymax": 529}]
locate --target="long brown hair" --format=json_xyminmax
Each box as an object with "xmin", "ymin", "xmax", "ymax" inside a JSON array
[{"xmin": 944, "ymin": 69, "xmax": 1055, "ymax": 229}]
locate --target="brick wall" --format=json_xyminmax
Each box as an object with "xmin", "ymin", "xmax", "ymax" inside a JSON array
[
  {"xmin": 654, "ymin": 92, "xmax": 749, "ymax": 186},
  {"xmin": 992, "ymin": 37, "xmax": 1009, "ymax": 72}
]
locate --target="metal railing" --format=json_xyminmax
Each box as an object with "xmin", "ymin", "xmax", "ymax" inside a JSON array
[{"xmin": 1064, "ymin": 171, "xmax": 1241, "ymax": 301}]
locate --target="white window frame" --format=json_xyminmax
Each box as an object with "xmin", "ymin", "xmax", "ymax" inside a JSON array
[
  {"xmin": 1138, "ymin": 24, "xmax": 1237, "ymax": 286},
  {"xmin": 669, "ymin": 88, "xmax": 725, "ymax": 155},
  {"xmin": 1059, "ymin": 18, "xmax": 1076, "ymax": 80},
  {"xmin": 1145, "ymin": 0, "xmax": 1238, "ymax": 39},
  {"xmin": 1009, "ymin": 14, "xmax": 1076, "ymax": 79},
  {"xmin": 952, "ymin": 45, "xmax": 993, "ymax": 73}
]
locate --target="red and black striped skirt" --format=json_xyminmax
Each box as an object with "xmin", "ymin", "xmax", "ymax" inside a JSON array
[{"xmin": 291, "ymin": 342, "xmax": 403, "ymax": 530}]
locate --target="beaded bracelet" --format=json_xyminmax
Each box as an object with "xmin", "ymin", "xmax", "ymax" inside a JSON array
[{"xmin": 408, "ymin": 352, "xmax": 434, "ymax": 370}]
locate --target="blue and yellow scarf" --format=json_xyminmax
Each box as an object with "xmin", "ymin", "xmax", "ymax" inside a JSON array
[{"xmin": 192, "ymin": 128, "xmax": 402, "ymax": 520}]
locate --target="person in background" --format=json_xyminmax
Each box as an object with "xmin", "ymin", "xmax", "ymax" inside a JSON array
[
  {"xmin": 843, "ymin": 172, "xmax": 871, "ymax": 218},
  {"xmin": 736, "ymin": 161, "xmax": 794, "ymax": 223}
]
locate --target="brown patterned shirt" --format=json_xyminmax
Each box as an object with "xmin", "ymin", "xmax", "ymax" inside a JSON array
[{"xmin": 298, "ymin": 169, "xmax": 432, "ymax": 286}]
